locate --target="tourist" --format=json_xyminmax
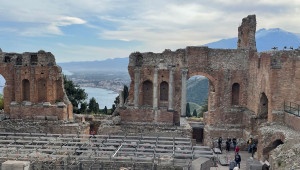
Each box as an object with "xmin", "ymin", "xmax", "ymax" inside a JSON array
[
  {"xmin": 247, "ymin": 138, "xmax": 253, "ymax": 153},
  {"xmin": 226, "ymin": 138, "xmax": 231, "ymax": 151},
  {"xmin": 218, "ymin": 137, "xmax": 222, "ymax": 151},
  {"xmin": 252, "ymin": 142, "xmax": 257, "ymax": 157},
  {"xmin": 235, "ymin": 145, "xmax": 240, "ymax": 154},
  {"xmin": 232, "ymin": 137, "xmax": 237, "ymax": 148},
  {"xmin": 235, "ymin": 152, "xmax": 241, "ymax": 168}
]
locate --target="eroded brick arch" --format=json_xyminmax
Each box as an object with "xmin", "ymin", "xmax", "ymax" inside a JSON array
[{"xmin": 0, "ymin": 50, "xmax": 73, "ymax": 120}]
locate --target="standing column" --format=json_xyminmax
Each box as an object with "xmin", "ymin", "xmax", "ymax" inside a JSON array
[
  {"xmin": 134, "ymin": 68, "xmax": 140, "ymax": 108},
  {"xmin": 153, "ymin": 67, "xmax": 158, "ymax": 109},
  {"xmin": 168, "ymin": 66, "xmax": 174, "ymax": 111},
  {"xmin": 181, "ymin": 68, "xmax": 188, "ymax": 117}
]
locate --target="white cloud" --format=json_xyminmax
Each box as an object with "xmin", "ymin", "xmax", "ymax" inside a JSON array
[{"xmin": 1, "ymin": 0, "xmax": 300, "ymax": 60}]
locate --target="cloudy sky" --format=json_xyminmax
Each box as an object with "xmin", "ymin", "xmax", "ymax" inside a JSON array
[{"xmin": 0, "ymin": 0, "xmax": 299, "ymax": 62}]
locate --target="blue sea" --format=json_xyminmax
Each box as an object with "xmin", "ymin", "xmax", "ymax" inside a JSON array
[{"xmin": 82, "ymin": 87, "xmax": 118, "ymax": 109}]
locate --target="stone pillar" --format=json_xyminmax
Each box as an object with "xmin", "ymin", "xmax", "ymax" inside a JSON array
[
  {"xmin": 119, "ymin": 90, "xmax": 124, "ymax": 108},
  {"xmin": 168, "ymin": 66, "xmax": 175, "ymax": 111},
  {"xmin": 153, "ymin": 67, "xmax": 158, "ymax": 109},
  {"xmin": 181, "ymin": 68, "xmax": 188, "ymax": 117},
  {"xmin": 134, "ymin": 68, "xmax": 140, "ymax": 108}
]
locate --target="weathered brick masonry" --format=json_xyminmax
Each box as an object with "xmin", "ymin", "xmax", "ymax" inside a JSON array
[
  {"xmin": 120, "ymin": 15, "xmax": 300, "ymax": 160},
  {"xmin": 0, "ymin": 49, "xmax": 72, "ymax": 120}
]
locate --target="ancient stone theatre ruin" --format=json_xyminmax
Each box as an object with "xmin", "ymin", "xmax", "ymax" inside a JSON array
[
  {"xmin": 0, "ymin": 49, "xmax": 72, "ymax": 120},
  {"xmin": 120, "ymin": 14, "xmax": 300, "ymax": 159}
]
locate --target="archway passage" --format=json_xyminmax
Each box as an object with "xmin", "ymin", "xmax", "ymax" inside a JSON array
[
  {"xmin": 186, "ymin": 75, "xmax": 209, "ymax": 118},
  {"xmin": 263, "ymin": 139, "xmax": 284, "ymax": 161},
  {"xmin": 232, "ymin": 83, "xmax": 240, "ymax": 105},
  {"xmin": 22, "ymin": 79, "xmax": 30, "ymax": 101},
  {"xmin": 142, "ymin": 80, "xmax": 153, "ymax": 106},
  {"xmin": 259, "ymin": 93, "xmax": 268, "ymax": 119},
  {"xmin": 0, "ymin": 74, "xmax": 6, "ymax": 111},
  {"xmin": 38, "ymin": 78, "xmax": 47, "ymax": 102}
]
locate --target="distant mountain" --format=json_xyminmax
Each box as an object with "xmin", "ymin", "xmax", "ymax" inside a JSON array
[
  {"xmin": 205, "ymin": 28, "xmax": 300, "ymax": 51},
  {"xmin": 58, "ymin": 28, "xmax": 300, "ymax": 74},
  {"xmin": 187, "ymin": 77, "xmax": 209, "ymax": 106},
  {"xmin": 58, "ymin": 57, "xmax": 129, "ymax": 74}
]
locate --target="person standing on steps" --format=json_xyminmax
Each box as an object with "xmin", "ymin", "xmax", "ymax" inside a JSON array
[
  {"xmin": 235, "ymin": 152, "xmax": 241, "ymax": 168},
  {"xmin": 247, "ymin": 137, "xmax": 253, "ymax": 153},
  {"xmin": 252, "ymin": 142, "xmax": 257, "ymax": 158},
  {"xmin": 232, "ymin": 137, "xmax": 237, "ymax": 149},
  {"xmin": 226, "ymin": 138, "xmax": 231, "ymax": 151}
]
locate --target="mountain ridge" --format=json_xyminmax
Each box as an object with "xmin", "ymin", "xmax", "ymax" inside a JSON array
[{"xmin": 59, "ymin": 28, "xmax": 300, "ymax": 73}]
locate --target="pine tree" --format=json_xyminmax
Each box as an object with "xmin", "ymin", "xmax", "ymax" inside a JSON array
[
  {"xmin": 104, "ymin": 106, "xmax": 108, "ymax": 114},
  {"xmin": 186, "ymin": 103, "xmax": 191, "ymax": 117},
  {"xmin": 88, "ymin": 97, "xmax": 99, "ymax": 114},
  {"xmin": 193, "ymin": 109, "xmax": 197, "ymax": 117}
]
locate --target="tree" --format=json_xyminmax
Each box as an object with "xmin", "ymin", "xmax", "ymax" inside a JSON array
[
  {"xmin": 111, "ymin": 104, "xmax": 116, "ymax": 113},
  {"xmin": 193, "ymin": 109, "xmax": 197, "ymax": 117},
  {"xmin": 104, "ymin": 106, "xmax": 108, "ymax": 114},
  {"xmin": 114, "ymin": 96, "xmax": 120, "ymax": 106},
  {"xmin": 0, "ymin": 94, "xmax": 3, "ymax": 110},
  {"xmin": 88, "ymin": 97, "xmax": 99, "ymax": 114},
  {"xmin": 186, "ymin": 103, "xmax": 191, "ymax": 117},
  {"xmin": 79, "ymin": 102, "xmax": 88, "ymax": 114},
  {"xmin": 123, "ymin": 85, "xmax": 129, "ymax": 101},
  {"xmin": 199, "ymin": 98, "xmax": 208, "ymax": 118},
  {"xmin": 63, "ymin": 75, "xmax": 88, "ymax": 113}
]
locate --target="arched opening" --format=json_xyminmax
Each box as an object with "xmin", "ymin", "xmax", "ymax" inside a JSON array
[
  {"xmin": 186, "ymin": 75, "xmax": 210, "ymax": 118},
  {"xmin": 142, "ymin": 80, "xmax": 153, "ymax": 106},
  {"xmin": 38, "ymin": 78, "xmax": 47, "ymax": 102},
  {"xmin": 0, "ymin": 74, "xmax": 6, "ymax": 112},
  {"xmin": 263, "ymin": 139, "xmax": 284, "ymax": 161},
  {"xmin": 259, "ymin": 92, "xmax": 268, "ymax": 119},
  {"xmin": 232, "ymin": 83, "xmax": 240, "ymax": 105},
  {"xmin": 160, "ymin": 81, "xmax": 168, "ymax": 101},
  {"xmin": 22, "ymin": 79, "xmax": 30, "ymax": 101}
]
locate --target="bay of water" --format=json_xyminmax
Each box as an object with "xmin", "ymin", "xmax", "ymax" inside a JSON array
[{"xmin": 82, "ymin": 87, "xmax": 118, "ymax": 109}]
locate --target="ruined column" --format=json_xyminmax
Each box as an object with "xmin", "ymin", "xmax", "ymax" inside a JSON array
[
  {"xmin": 134, "ymin": 68, "xmax": 140, "ymax": 108},
  {"xmin": 181, "ymin": 68, "xmax": 188, "ymax": 117},
  {"xmin": 119, "ymin": 90, "xmax": 124, "ymax": 108},
  {"xmin": 168, "ymin": 66, "xmax": 175, "ymax": 111},
  {"xmin": 153, "ymin": 67, "xmax": 158, "ymax": 109}
]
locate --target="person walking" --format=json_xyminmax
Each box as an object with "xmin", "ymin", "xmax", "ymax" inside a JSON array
[
  {"xmin": 235, "ymin": 152, "xmax": 241, "ymax": 168},
  {"xmin": 218, "ymin": 137, "xmax": 223, "ymax": 152}
]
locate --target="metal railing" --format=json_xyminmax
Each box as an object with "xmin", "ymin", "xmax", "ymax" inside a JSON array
[{"xmin": 284, "ymin": 101, "xmax": 300, "ymax": 117}]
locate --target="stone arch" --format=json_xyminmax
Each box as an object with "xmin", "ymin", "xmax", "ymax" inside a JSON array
[
  {"xmin": 188, "ymin": 72, "xmax": 217, "ymax": 95},
  {"xmin": 22, "ymin": 79, "xmax": 30, "ymax": 101},
  {"xmin": 232, "ymin": 83, "xmax": 240, "ymax": 105},
  {"xmin": 258, "ymin": 92, "xmax": 268, "ymax": 119},
  {"xmin": 262, "ymin": 139, "xmax": 284, "ymax": 161},
  {"xmin": 38, "ymin": 78, "xmax": 47, "ymax": 102},
  {"xmin": 142, "ymin": 80, "xmax": 153, "ymax": 106},
  {"xmin": 160, "ymin": 81, "xmax": 168, "ymax": 101}
]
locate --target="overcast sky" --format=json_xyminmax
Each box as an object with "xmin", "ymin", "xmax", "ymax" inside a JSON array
[{"xmin": 0, "ymin": 0, "xmax": 299, "ymax": 62}]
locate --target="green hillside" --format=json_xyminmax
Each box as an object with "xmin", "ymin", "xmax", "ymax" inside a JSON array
[
  {"xmin": 188, "ymin": 102, "xmax": 202, "ymax": 114},
  {"xmin": 187, "ymin": 77, "xmax": 209, "ymax": 106}
]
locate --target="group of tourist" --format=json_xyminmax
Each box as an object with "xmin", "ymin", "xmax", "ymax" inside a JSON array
[{"xmin": 217, "ymin": 137, "xmax": 258, "ymax": 169}]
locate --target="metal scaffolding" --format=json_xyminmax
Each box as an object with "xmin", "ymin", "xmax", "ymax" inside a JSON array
[{"xmin": 0, "ymin": 132, "xmax": 214, "ymax": 169}]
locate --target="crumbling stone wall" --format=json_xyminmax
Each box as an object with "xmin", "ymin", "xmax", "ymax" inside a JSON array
[
  {"xmin": 0, "ymin": 50, "xmax": 72, "ymax": 120},
  {"xmin": 121, "ymin": 15, "xmax": 300, "ymax": 162}
]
